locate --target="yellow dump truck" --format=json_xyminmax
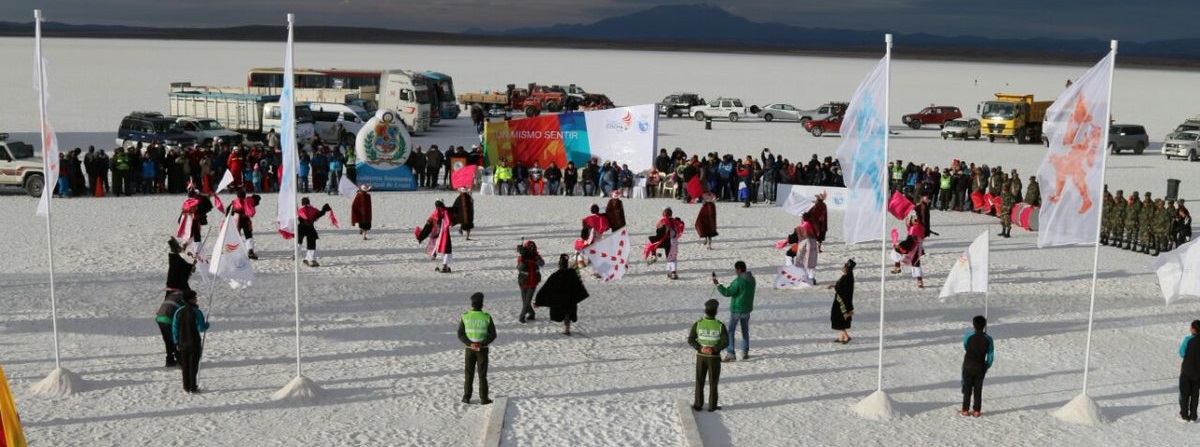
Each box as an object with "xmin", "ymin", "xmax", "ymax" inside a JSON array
[{"xmin": 978, "ymin": 93, "xmax": 1053, "ymax": 144}]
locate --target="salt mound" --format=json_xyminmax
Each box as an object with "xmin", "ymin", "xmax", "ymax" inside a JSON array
[
  {"xmin": 851, "ymin": 389, "xmax": 901, "ymax": 421},
  {"xmin": 29, "ymin": 367, "xmax": 84, "ymax": 397},
  {"xmin": 271, "ymin": 375, "xmax": 321, "ymax": 402},
  {"xmin": 1053, "ymin": 392, "xmax": 1105, "ymax": 425}
]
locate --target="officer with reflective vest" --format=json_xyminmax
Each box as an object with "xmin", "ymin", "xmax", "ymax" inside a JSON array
[
  {"xmin": 687, "ymin": 299, "xmax": 729, "ymax": 412},
  {"xmin": 457, "ymin": 292, "xmax": 497, "ymax": 405}
]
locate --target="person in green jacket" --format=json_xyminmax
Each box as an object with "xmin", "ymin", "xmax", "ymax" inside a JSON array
[
  {"xmin": 713, "ymin": 261, "xmax": 756, "ymax": 362},
  {"xmin": 687, "ymin": 299, "xmax": 729, "ymax": 412}
]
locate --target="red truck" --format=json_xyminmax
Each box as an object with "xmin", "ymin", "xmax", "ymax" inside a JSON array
[
  {"xmin": 457, "ymin": 83, "xmax": 566, "ymax": 117},
  {"xmin": 901, "ymin": 105, "xmax": 962, "ymax": 129},
  {"xmin": 804, "ymin": 114, "xmax": 844, "ymax": 137}
]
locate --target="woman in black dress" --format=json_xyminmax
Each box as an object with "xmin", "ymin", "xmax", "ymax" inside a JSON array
[
  {"xmin": 829, "ymin": 259, "xmax": 856, "ymax": 344},
  {"xmin": 534, "ymin": 254, "xmax": 590, "ymax": 336}
]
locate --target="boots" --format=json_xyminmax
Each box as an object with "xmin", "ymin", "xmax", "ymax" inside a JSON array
[
  {"xmin": 916, "ymin": 277, "xmax": 925, "ymax": 289},
  {"xmin": 890, "ymin": 262, "xmax": 901, "ymax": 274},
  {"xmin": 247, "ymin": 249, "xmax": 258, "ymax": 260}
]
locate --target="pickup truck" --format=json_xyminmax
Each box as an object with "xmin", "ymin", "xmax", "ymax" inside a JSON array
[{"xmin": 0, "ymin": 133, "xmax": 46, "ymax": 197}]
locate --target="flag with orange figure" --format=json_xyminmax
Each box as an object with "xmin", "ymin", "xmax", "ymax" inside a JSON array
[
  {"xmin": 0, "ymin": 364, "xmax": 28, "ymax": 447},
  {"xmin": 1035, "ymin": 48, "xmax": 1115, "ymax": 247}
]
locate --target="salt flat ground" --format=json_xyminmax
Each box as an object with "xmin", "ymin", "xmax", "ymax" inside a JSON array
[{"xmin": 0, "ymin": 38, "xmax": 1199, "ymax": 446}]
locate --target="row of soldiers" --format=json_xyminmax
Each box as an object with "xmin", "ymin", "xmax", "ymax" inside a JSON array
[
  {"xmin": 1102, "ymin": 188, "xmax": 1193, "ymax": 255},
  {"xmin": 993, "ymin": 168, "xmax": 1038, "ymax": 239}
]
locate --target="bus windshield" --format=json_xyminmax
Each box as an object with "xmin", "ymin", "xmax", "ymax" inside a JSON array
[
  {"xmin": 415, "ymin": 88, "xmax": 431, "ymax": 104},
  {"xmin": 295, "ymin": 106, "xmax": 314, "ymax": 123},
  {"xmin": 980, "ymin": 102, "xmax": 1015, "ymax": 119}
]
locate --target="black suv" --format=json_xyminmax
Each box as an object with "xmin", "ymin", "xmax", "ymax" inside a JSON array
[
  {"xmin": 658, "ymin": 93, "xmax": 704, "ymax": 118},
  {"xmin": 116, "ymin": 112, "xmax": 196, "ymax": 149}
]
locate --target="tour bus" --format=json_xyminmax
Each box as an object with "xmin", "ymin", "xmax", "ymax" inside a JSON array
[
  {"xmin": 410, "ymin": 71, "xmax": 441, "ymax": 125},
  {"xmin": 421, "ymin": 71, "xmax": 461, "ymax": 120},
  {"xmin": 246, "ymin": 67, "xmax": 431, "ymax": 133}
]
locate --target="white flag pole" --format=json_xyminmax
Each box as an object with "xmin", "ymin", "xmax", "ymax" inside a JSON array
[
  {"xmin": 1080, "ymin": 40, "xmax": 1117, "ymax": 396},
  {"xmin": 33, "ymin": 9, "xmax": 60, "ymax": 371},
  {"xmin": 287, "ymin": 13, "xmax": 303, "ymax": 379},
  {"xmin": 983, "ymin": 231, "xmax": 989, "ymax": 319},
  {"xmin": 875, "ymin": 33, "xmax": 892, "ymax": 393}
]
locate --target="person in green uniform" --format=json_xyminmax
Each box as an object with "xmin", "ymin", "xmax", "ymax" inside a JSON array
[
  {"xmin": 1100, "ymin": 190, "xmax": 1114, "ymax": 245},
  {"xmin": 458, "ymin": 292, "xmax": 497, "ymax": 405},
  {"xmin": 1126, "ymin": 191, "xmax": 1141, "ymax": 250},
  {"xmin": 1139, "ymin": 192, "xmax": 1156, "ymax": 254},
  {"xmin": 938, "ymin": 168, "xmax": 953, "ymax": 211},
  {"xmin": 1111, "ymin": 190, "xmax": 1126, "ymax": 248},
  {"xmin": 1024, "ymin": 175, "xmax": 1040, "ymax": 207},
  {"xmin": 1155, "ymin": 199, "xmax": 1172, "ymax": 255},
  {"xmin": 688, "ymin": 299, "xmax": 729, "ymax": 412},
  {"xmin": 998, "ymin": 179, "xmax": 1016, "ymax": 238},
  {"xmin": 1165, "ymin": 200, "xmax": 1179, "ymax": 252}
]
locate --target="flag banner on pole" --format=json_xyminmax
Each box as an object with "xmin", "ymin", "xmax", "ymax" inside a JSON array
[
  {"xmin": 835, "ymin": 57, "xmax": 889, "ymax": 244},
  {"xmin": 0, "ymin": 364, "xmax": 28, "ymax": 447},
  {"xmin": 774, "ymin": 265, "xmax": 814, "ymax": 289},
  {"xmin": 780, "ymin": 188, "xmax": 815, "ymax": 216},
  {"xmin": 451, "ymin": 165, "xmax": 478, "ymax": 190},
  {"xmin": 337, "ymin": 176, "xmax": 358, "ymax": 197},
  {"xmin": 1036, "ymin": 50, "xmax": 1115, "ymax": 247},
  {"xmin": 275, "ymin": 24, "xmax": 298, "ymax": 239},
  {"xmin": 887, "ymin": 191, "xmax": 914, "ymax": 220},
  {"xmin": 33, "ymin": 25, "xmax": 58, "ymax": 218},
  {"xmin": 1148, "ymin": 238, "xmax": 1200, "ymax": 305},
  {"xmin": 208, "ymin": 215, "xmax": 254, "ymax": 289},
  {"xmin": 215, "ymin": 170, "xmax": 235, "ymax": 194},
  {"xmin": 939, "ymin": 231, "xmax": 989, "ymax": 300},
  {"xmin": 583, "ymin": 228, "xmax": 630, "ymax": 283}
]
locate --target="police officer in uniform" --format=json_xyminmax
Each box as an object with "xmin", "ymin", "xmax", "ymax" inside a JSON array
[
  {"xmin": 688, "ymin": 299, "xmax": 729, "ymax": 412},
  {"xmin": 457, "ymin": 292, "xmax": 496, "ymax": 405}
]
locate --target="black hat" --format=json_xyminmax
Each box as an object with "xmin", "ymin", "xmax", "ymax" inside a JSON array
[
  {"xmin": 704, "ymin": 299, "xmax": 718, "ymax": 317},
  {"xmin": 844, "ymin": 258, "xmax": 857, "ymax": 270},
  {"xmin": 470, "ymin": 292, "xmax": 484, "ymax": 310}
]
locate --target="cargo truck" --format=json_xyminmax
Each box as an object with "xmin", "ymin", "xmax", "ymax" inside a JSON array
[
  {"xmin": 168, "ymin": 83, "xmax": 316, "ymax": 145},
  {"xmin": 978, "ymin": 93, "xmax": 1052, "ymax": 144}
]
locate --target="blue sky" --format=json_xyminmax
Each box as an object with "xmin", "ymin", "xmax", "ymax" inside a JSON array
[{"xmin": 2, "ymin": 0, "xmax": 1192, "ymax": 41}]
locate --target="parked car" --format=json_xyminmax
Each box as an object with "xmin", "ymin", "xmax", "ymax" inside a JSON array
[
  {"xmin": 116, "ymin": 112, "xmax": 196, "ymax": 150},
  {"xmin": 690, "ymin": 98, "xmax": 747, "ymax": 122},
  {"xmin": 1162, "ymin": 131, "xmax": 1200, "ymax": 161},
  {"xmin": 1107, "ymin": 124, "xmax": 1149, "ymax": 154},
  {"xmin": 308, "ymin": 102, "xmax": 369, "ymax": 143},
  {"xmin": 902, "ymin": 106, "xmax": 962, "ymax": 129},
  {"xmin": 175, "ymin": 117, "xmax": 243, "ymax": 146},
  {"xmin": 795, "ymin": 102, "xmax": 848, "ymax": 125},
  {"xmin": 803, "ymin": 114, "xmax": 844, "ymax": 137},
  {"xmin": 941, "ymin": 118, "xmax": 981, "ymax": 140},
  {"xmin": 0, "ymin": 133, "xmax": 45, "ymax": 197},
  {"xmin": 756, "ymin": 103, "xmax": 806, "ymax": 122},
  {"xmin": 658, "ymin": 93, "xmax": 704, "ymax": 118}
]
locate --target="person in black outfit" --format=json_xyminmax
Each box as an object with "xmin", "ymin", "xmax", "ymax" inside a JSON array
[
  {"xmin": 457, "ymin": 292, "xmax": 497, "ymax": 405},
  {"xmin": 687, "ymin": 299, "xmax": 729, "ymax": 412},
  {"xmin": 961, "ymin": 315, "xmax": 994, "ymax": 417},
  {"xmin": 1179, "ymin": 320, "xmax": 1200, "ymax": 421},
  {"xmin": 158, "ymin": 238, "xmax": 195, "ymax": 367},
  {"xmin": 172, "ymin": 290, "xmax": 208, "ymax": 393},
  {"xmin": 829, "ymin": 259, "xmax": 855, "ymax": 344}
]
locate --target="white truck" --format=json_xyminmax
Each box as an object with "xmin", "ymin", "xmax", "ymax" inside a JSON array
[
  {"xmin": 168, "ymin": 83, "xmax": 315, "ymax": 145},
  {"xmin": 246, "ymin": 69, "xmax": 431, "ymax": 134},
  {"xmin": 0, "ymin": 133, "xmax": 46, "ymax": 197}
]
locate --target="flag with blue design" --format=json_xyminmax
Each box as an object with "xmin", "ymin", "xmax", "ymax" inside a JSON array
[
  {"xmin": 835, "ymin": 57, "xmax": 889, "ymax": 245},
  {"xmin": 276, "ymin": 18, "xmax": 298, "ymax": 238}
]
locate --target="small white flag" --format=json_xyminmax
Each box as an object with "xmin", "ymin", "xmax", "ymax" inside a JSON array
[
  {"xmin": 215, "ymin": 170, "xmax": 235, "ymax": 194},
  {"xmin": 939, "ymin": 231, "xmax": 989, "ymax": 300},
  {"xmin": 208, "ymin": 214, "xmax": 254, "ymax": 289},
  {"xmin": 774, "ymin": 265, "xmax": 814, "ymax": 289},
  {"xmin": 1148, "ymin": 238, "xmax": 1200, "ymax": 305},
  {"xmin": 583, "ymin": 228, "xmax": 630, "ymax": 283},
  {"xmin": 337, "ymin": 176, "xmax": 358, "ymax": 197},
  {"xmin": 780, "ymin": 188, "xmax": 815, "ymax": 217}
]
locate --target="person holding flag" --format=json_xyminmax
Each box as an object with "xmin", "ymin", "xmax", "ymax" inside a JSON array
[
  {"xmin": 230, "ymin": 189, "xmax": 261, "ymax": 260},
  {"xmin": 178, "ymin": 185, "xmax": 215, "ymax": 249},
  {"xmin": 573, "ymin": 204, "xmax": 610, "ymax": 268},
  {"xmin": 416, "ymin": 200, "xmax": 454, "ymax": 273},
  {"xmin": 296, "ymin": 197, "xmax": 333, "ymax": 267},
  {"xmin": 450, "ymin": 186, "xmax": 475, "ymax": 241},
  {"xmin": 891, "ymin": 212, "xmax": 927, "ymax": 289},
  {"xmin": 646, "ymin": 207, "xmax": 685, "ymax": 280}
]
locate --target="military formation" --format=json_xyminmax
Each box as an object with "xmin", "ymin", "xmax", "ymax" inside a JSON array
[{"xmin": 1102, "ymin": 186, "xmax": 1193, "ymax": 255}]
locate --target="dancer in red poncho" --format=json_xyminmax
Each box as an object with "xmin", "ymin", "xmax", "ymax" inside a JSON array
[
  {"xmin": 297, "ymin": 197, "xmax": 332, "ymax": 267},
  {"xmin": 416, "ymin": 200, "xmax": 454, "ymax": 273},
  {"xmin": 351, "ymin": 184, "xmax": 373, "ymax": 240},
  {"xmin": 230, "ymin": 189, "xmax": 261, "ymax": 260},
  {"xmin": 891, "ymin": 212, "xmax": 927, "ymax": 288},
  {"xmin": 695, "ymin": 192, "xmax": 718, "ymax": 249},
  {"xmin": 646, "ymin": 207, "xmax": 686, "ymax": 280},
  {"xmin": 573, "ymin": 204, "xmax": 610, "ymax": 268}
]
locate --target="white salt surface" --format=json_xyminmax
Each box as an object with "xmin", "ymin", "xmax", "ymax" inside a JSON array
[{"xmin": 0, "ymin": 38, "xmax": 1198, "ymax": 446}]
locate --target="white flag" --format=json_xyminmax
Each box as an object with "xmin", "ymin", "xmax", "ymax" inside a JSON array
[
  {"xmin": 780, "ymin": 188, "xmax": 815, "ymax": 217},
  {"xmin": 208, "ymin": 215, "xmax": 254, "ymax": 289},
  {"xmin": 774, "ymin": 265, "xmax": 814, "ymax": 289},
  {"xmin": 583, "ymin": 228, "xmax": 630, "ymax": 283},
  {"xmin": 215, "ymin": 170, "xmax": 235, "ymax": 194},
  {"xmin": 939, "ymin": 231, "xmax": 989, "ymax": 300},
  {"xmin": 835, "ymin": 56, "xmax": 889, "ymax": 245},
  {"xmin": 337, "ymin": 176, "xmax": 358, "ymax": 197},
  {"xmin": 1036, "ymin": 49, "xmax": 1115, "ymax": 247},
  {"xmin": 1148, "ymin": 238, "xmax": 1200, "ymax": 305},
  {"xmin": 275, "ymin": 18, "xmax": 299, "ymax": 239},
  {"xmin": 33, "ymin": 14, "xmax": 58, "ymax": 218}
]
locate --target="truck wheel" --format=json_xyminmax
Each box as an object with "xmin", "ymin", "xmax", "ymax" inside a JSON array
[
  {"xmin": 1108, "ymin": 143, "xmax": 1118, "ymax": 155},
  {"xmin": 525, "ymin": 106, "xmax": 539, "ymax": 117},
  {"xmin": 908, "ymin": 120, "xmax": 922, "ymax": 130},
  {"xmin": 728, "ymin": 113, "xmax": 739, "ymax": 122},
  {"xmin": 942, "ymin": 134, "xmax": 948, "ymax": 140},
  {"xmin": 544, "ymin": 101, "xmax": 559, "ymax": 113},
  {"xmin": 811, "ymin": 126, "xmax": 824, "ymax": 137},
  {"xmin": 693, "ymin": 112, "xmax": 705, "ymax": 121},
  {"xmin": 1134, "ymin": 142, "xmax": 1146, "ymax": 155},
  {"xmin": 24, "ymin": 173, "xmax": 44, "ymax": 198},
  {"xmin": 1015, "ymin": 129, "xmax": 1027, "ymax": 145},
  {"xmin": 1191, "ymin": 150, "xmax": 1198, "ymax": 162},
  {"xmin": 749, "ymin": 105, "xmax": 761, "ymax": 114},
  {"xmin": 974, "ymin": 131, "xmax": 981, "ymax": 140},
  {"xmin": 987, "ymin": 135, "xmax": 995, "ymax": 143},
  {"xmin": 763, "ymin": 114, "xmax": 774, "ymax": 122}
]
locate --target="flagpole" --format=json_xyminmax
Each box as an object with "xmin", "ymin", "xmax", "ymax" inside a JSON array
[
  {"xmin": 34, "ymin": 9, "xmax": 61, "ymax": 370},
  {"xmin": 286, "ymin": 12, "xmax": 303, "ymax": 379},
  {"xmin": 1080, "ymin": 40, "xmax": 1117, "ymax": 395},
  {"xmin": 875, "ymin": 33, "xmax": 892, "ymax": 392}
]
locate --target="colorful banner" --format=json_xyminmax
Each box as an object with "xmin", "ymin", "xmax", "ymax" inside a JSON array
[{"xmin": 483, "ymin": 104, "xmax": 657, "ymax": 172}]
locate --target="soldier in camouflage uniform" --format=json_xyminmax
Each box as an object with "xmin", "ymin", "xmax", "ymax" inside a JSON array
[
  {"xmin": 1156, "ymin": 199, "xmax": 1173, "ymax": 254},
  {"xmin": 998, "ymin": 178, "xmax": 1016, "ymax": 238},
  {"xmin": 1166, "ymin": 200, "xmax": 1180, "ymax": 251},
  {"xmin": 1100, "ymin": 190, "xmax": 1114, "ymax": 245},
  {"xmin": 1110, "ymin": 190, "xmax": 1126, "ymax": 248},
  {"xmin": 1009, "ymin": 170, "xmax": 1022, "ymax": 203},
  {"xmin": 1024, "ymin": 176, "xmax": 1040, "ymax": 207},
  {"xmin": 1125, "ymin": 191, "xmax": 1141, "ymax": 250},
  {"xmin": 1139, "ymin": 192, "xmax": 1156, "ymax": 254}
]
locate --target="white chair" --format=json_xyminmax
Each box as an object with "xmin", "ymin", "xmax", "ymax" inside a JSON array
[
  {"xmin": 479, "ymin": 170, "xmax": 495, "ymax": 195},
  {"xmin": 632, "ymin": 177, "xmax": 647, "ymax": 199}
]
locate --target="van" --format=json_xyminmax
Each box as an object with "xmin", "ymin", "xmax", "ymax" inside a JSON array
[{"xmin": 307, "ymin": 102, "xmax": 368, "ymax": 144}]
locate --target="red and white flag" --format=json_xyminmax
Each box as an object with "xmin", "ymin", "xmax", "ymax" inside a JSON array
[
  {"xmin": 584, "ymin": 228, "xmax": 630, "ymax": 283},
  {"xmin": 774, "ymin": 265, "xmax": 814, "ymax": 289},
  {"xmin": 1036, "ymin": 48, "xmax": 1115, "ymax": 247},
  {"xmin": 275, "ymin": 18, "xmax": 298, "ymax": 239},
  {"xmin": 33, "ymin": 13, "xmax": 58, "ymax": 218},
  {"xmin": 208, "ymin": 214, "xmax": 254, "ymax": 289}
]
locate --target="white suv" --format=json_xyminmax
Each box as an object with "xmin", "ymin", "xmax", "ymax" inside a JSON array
[
  {"xmin": 691, "ymin": 98, "xmax": 747, "ymax": 122},
  {"xmin": 1162, "ymin": 131, "xmax": 1200, "ymax": 161}
]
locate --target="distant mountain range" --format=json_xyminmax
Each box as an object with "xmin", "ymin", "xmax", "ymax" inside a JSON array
[{"xmin": 2, "ymin": 4, "xmax": 1198, "ymax": 67}]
